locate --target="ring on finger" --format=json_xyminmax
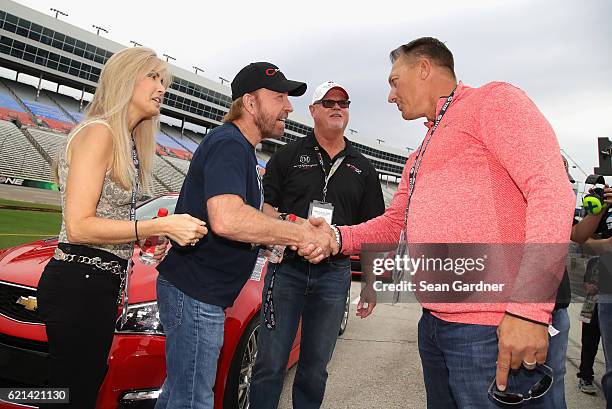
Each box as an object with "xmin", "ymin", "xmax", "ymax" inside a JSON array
[{"xmin": 522, "ymin": 359, "xmax": 537, "ymax": 369}]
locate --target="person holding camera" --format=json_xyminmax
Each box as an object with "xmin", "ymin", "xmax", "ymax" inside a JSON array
[{"xmin": 576, "ymin": 182, "xmax": 612, "ymax": 408}]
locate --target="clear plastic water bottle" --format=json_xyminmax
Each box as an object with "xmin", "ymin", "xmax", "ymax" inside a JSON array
[
  {"xmin": 268, "ymin": 214, "xmax": 297, "ymax": 264},
  {"xmin": 139, "ymin": 208, "xmax": 169, "ymax": 265}
]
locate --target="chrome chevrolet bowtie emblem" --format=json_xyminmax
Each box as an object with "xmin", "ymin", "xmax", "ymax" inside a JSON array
[{"xmin": 16, "ymin": 296, "xmax": 37, "ymax": 311}]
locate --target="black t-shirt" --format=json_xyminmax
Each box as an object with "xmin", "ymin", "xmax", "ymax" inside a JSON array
[
  {"xmin": 263, "ymin": 131, "xmax": 385, "ymax": 226},
  {"xmin": 158, "ymin": 123, "xmax": 262, "ymax": 308}
]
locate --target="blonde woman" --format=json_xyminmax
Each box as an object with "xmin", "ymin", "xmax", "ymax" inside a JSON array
[{"xmin": 37, "ymin": 47, "xmax": 207, "ymax": 409}]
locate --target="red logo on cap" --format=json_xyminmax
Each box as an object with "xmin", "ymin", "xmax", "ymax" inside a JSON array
[{"xmin": 265, "ymin": 68, "xmax": 280, "ymax": 76}]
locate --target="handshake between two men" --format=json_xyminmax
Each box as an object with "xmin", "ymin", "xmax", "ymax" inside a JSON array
[{"xmin": 283, "ymin": 216, "xmax": 340, "ymax": 264}]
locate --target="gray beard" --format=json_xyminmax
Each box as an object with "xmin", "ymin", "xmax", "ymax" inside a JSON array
[{"xmin": 254, "ymin": 112, "xmax": 280, "ymax": 140}]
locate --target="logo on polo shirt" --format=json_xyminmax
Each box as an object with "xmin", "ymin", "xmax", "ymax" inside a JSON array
[
  {"xmin": 346, "ymin": 163, "xmax": 362, "ymax": 174},
  {"xmin": 293, "ymin": 155, "xmax": 318, "ymax": 169}
]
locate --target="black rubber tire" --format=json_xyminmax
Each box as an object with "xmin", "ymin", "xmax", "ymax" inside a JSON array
[{"xmin": 223, "ymin": 313, "xmax": 261, "ymax": 409}]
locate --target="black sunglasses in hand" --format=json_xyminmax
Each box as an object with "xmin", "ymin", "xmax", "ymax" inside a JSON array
[
  {"xmin": 315, "ymin": 99, "xmax": 351, "ymax": 109},
  {"xmin": 488, "ymin": 364, "xmax": 554, "ymax": 405}
]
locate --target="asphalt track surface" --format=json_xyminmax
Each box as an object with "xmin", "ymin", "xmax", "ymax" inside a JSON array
[
  {"xmin": 276, "ymin": 283, "xmax": 607, "ymax": 409},
  {"xmin": 0, "ymin": 184, "xmax": 60, "ymax": 206}
]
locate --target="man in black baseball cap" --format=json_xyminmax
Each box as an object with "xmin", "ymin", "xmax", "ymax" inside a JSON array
[
  {"xmin": 231, "ymin": 62, "xmax": 307, "ymax": 100},
  {"xmin": 156, "ymin": 61, "xmax": 337, "ymax": 409},
  {"xmin": 223, "ymin": 62, "xmax": 307, "ymax": 142}
]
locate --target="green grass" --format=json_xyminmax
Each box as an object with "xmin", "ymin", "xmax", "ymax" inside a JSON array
[{"xmin": 0, "ymin": 199, "xmax": 61, "ymax": 250}]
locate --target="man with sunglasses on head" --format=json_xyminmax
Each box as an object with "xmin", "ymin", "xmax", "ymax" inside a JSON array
[{"xmin": 249, "ymin": 81, "xmax": 385, "ymax": 409}]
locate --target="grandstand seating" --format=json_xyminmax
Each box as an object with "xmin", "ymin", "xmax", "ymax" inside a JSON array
[
  {"xmin": 23, "ymin": 100, "xmax": 74, "ymax": 132},
  {"xmin": 381, "ymin": 183, "xmax": 398, "ymax": 206},
  {"xmin": 156, "ymin": 133, "xmax": 192, "ymax": 160},
  {"xmin": 160, "ymin": 124, "xmax": 200, "ymax": 153},
  {"xmin": 164, "ymin": 156, "xmax": 190, "ymax": 175},
  {"xmin": 153, "ymin": 156, "xmax": 185, "ymax": 193},
  {"xmin": 0, "ymin": 76, "xmax": 401, "ymax": 202},
  {"xmin": 0, "ymin": 91, "xmax": 35, "ymax": 126},
  {"xmin": 45, "ymin": 92, "xmax": 86, "ymax": 123},
  {"xmin": 150, "ymin": 177, "xmax": 167, "ymax": 197},
  {"xmin": 70, "ymin": 111, "xmax": 85, "ymax": 122},
  {"xmin": 156, "ymin": 145, "xmax": 169, "ymax": 156},
  {"xmin": 0, "ymin": 120, "xmax": 52, "ymax": 182},
  {"xmin": 26, "ymin": 127, "xmax": 66, "ymax": 163},
  {"xmin": 1, "ymin": 78, "xmax": 74, "ymax": 132},
  {"xmin": 184, "ymin": 129, "xmax": 205, "ymax": 145},
  {"xmin": 0, "ymin": 93, "xmax": 22, "ymax": 113}
]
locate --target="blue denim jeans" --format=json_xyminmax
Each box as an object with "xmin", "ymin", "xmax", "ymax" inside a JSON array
[
  {"xmin": 418, "ymin": 309, "xmax": 563, "ymax": 408},
  {"xmin": 249, "ymin": 257, "xmax": 351, "ymax": 409},
  {"xmin": 547, "ymin": 308, "xmax": 570, "ymax": 409},
  {"xmin": 154, "ymin": 275, "xmax": 225, "ymax": 409},
  {"xmin": 599, "ymin": 296, "xmax": 612, "ymax": 408}
]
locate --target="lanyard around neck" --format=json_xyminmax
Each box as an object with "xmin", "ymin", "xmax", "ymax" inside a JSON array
[
  {"xmin": 129, "ymin": 135, "xmax": 140, "ymax": 223},
  {"xmin": 314, "ymin": 146, "xmax": 345, "ymax": 202},
  {"xmin": 401, "ymin": 87, "xmax": 457, "ymax": 227}
]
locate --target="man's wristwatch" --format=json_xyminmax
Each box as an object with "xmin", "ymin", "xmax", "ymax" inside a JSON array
[{"xmin": 331, "ymin": 225, "xmax": 342, "ymax": 252}]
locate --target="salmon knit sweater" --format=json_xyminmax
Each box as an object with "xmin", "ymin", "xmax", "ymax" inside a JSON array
[{"xmin": 339, "ymin": 81, "xmax": 575, "ymax": 326}]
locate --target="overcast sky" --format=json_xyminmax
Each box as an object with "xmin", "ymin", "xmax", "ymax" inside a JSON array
[{"xmin": 14, "ymin": 0, "xmax": 612, "ymax": 188}]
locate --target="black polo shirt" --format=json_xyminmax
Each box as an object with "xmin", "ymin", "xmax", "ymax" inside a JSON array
[
  {"xmin": 158, "ymin": 122, "xmax": 261, "ymax": 308},
  {"xmin": 263, "ymin": 131, "xmax": 385, "ymax": 227}
]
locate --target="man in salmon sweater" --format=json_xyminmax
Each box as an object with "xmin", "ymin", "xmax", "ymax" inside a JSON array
[{"xmin": 312, "ymin": 37, "xmax": 576, "ymax": 408}]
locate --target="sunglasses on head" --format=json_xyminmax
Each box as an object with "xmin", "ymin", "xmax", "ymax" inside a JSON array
[
  {"xmin": 488, "ymin": 364, "xmax": 554, "ymax": 405},
  {"xmin": 314, "ymin": 99, "xmax": 351, "ymax": 109}
]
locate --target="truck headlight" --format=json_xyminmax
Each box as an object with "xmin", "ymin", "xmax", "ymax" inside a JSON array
[{"xmin": 115, "ymin": 302, "xmax": 164, "ymax": 335}]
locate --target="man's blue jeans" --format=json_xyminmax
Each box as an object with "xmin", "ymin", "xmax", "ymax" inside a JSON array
[
  {"xmin": 155, "ymin": 275, "xmax": 225, "ymax": 409},
  {"xmin": 599, "ymin": 296, "xmax": 612, "ymax": 408},
  {"xmin": 418, "ymin": 309, "xmax": 565, "ymax": 408},
  {"xmin": 249, "ymin": 257, "xmax": 351, "ymax": 409},
  {"xmin": 547, "ymin": 308, "xmax": 570, "ymax": 409}
]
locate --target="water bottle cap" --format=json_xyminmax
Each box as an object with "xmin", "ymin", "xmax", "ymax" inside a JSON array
[{"xmin": 157, "ymin": 207, "xmax": 169, "ymax": 217}]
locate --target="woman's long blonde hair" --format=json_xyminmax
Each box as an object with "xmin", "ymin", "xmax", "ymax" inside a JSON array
[{"xmin": 75, "ymin": 47, "xmax": 171, "ymax": 193}]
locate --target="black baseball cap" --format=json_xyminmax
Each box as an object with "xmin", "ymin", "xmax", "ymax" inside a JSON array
[{"xmin": 231, "ymin": 62, "xmax": 307, "ymax": 101}]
